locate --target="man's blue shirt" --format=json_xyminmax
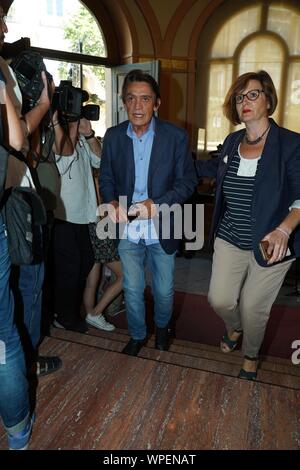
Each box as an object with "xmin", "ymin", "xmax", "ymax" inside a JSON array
[{"xmin": 125, "ymin": 117, "xmax": 159, "ymax": 244}]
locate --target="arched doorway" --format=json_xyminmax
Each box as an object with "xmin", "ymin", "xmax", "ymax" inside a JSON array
[{"xmin": 4, "ymin": 0, "xmax": 138, "ymax": 134}]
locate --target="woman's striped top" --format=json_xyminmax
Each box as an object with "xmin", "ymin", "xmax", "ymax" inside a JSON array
[{"xmin": 217, "ymin": 148, "xmax": 260, "ymax": 250}]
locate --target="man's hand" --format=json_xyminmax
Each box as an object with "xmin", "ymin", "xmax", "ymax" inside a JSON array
[
  {"xmin": 99, "ymin": 200, "xmax": 128, "ymax": 223},
  {"xmin": 128, "ymin": 199, "xmax": 157, "ymax": 219}
]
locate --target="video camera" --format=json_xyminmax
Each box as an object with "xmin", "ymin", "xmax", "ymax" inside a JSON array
[
  {"xmin": 52, "ymin": 80, "xmax": 100, "ymax": 122},
  {"xmin": 10, "ymin": 51, "xmax": 100, "ymax": 122},
  {"xmin": 10, "ymin": 50, "xmax": 53, "ymax": 107}
]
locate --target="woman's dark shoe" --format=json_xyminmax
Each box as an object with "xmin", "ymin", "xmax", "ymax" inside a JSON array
[
  {"xmin": 238, "ymin": 368, "xmax": 257, "ymax": 381},
  {"xmin": 238, "ymin": 356, "xmax": 259, "ymax": 381},
  {"xmin": 220, "ymin": 329, "xmax": 242, "ymax": 353}
]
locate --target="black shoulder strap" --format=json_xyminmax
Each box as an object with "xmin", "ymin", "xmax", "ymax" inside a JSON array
[
  {"xmin": 8, "ymin": 148, "xmax": 43, "ymax": 195},
  {"xmin": 40, "ymin": 128, "xmax": 56, "ymax": 163},
  {"xmin": 29, "ymin": 166, "xmax": 43, "ymax": 195},
  {"xmin": 0, "ymin": 144, "xmax": 9, "ymax": 202},
  {"xmin": 0, "ymin": 94, "xmax": 8, "ymax": 201}
]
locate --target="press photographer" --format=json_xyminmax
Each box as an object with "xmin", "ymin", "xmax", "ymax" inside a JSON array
[
  {"xmin": 0, "ymin": 1, "xmax": 61, "ymax": 450},
  {"xmin": 50, "ymin": 90, "xmax": 106, "ymax": 333},
  {"xmin": 0, "ymin": 47, "xmax": 62, "ymax": 366},
  {"xmin": 0, "ymin": 58, "xmax": 31, "ymax": 452},
  {"xmin": 10, "ymin": 47, "xmax": 104, "ymax": 333}
]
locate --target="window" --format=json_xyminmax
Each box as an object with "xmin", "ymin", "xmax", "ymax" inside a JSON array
[
  {"xmin": 204, "ymin": 2, "xmax": 300, "ymax": 152},
  {"xmin": 56, "ymin": 0, "xmax": 63, "ymax": 17},
  {"xmin": 7, "ymin": 0, "xmax": 107, "ymax": 136},
  {"xmin": 7, "ymin": 0, "xmax": 106, "ymax": 56},
  {"xmin": 46, "ymin": 0, "xmax": 63, "ymax": 17},
  {"xmin": 47, "ymin": 0, "xmax": 53, "ymax": 16}
]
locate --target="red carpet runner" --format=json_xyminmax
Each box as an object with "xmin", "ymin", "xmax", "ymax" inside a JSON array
[{"xmin": 112, "ymin": 291, "xmax": 300, "ymax": 359}]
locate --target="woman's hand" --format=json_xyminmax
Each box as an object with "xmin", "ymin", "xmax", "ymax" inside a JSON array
[{"xmin": 262, "ymin": 228, "xmax": 290, "ymax": 265}]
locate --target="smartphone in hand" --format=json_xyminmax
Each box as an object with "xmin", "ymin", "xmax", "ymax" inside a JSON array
[
  {"xmin": 127, "ymin": 213, "xmax": 138, "ymax": 223},
  {"xmin": 259, "ymin": 240, "xmax": 272, "ymax": 261}
]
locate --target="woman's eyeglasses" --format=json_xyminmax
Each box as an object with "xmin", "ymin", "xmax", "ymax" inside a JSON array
[{"xmin": 235, "ymin": 89, "xmax": 265, "ymax": 104}]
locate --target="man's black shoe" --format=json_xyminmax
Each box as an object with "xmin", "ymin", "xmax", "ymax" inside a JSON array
[
  {"xmin": 28, "ymin": 356, "xmax": 62, "ymax": 377},
  {"xmin": 122, "ymin": 338, "xmax": 146, "ymax": 356},
  {"xmin": 36, "ymin": 356, "xmax": 62, "ymax": 377},
  {"xmin": 155, "ymin": 326, "xmax": 170, "ymax": 351},
  {"xmin": 184, "ymin": 250, "xmax": 195, "ymax": 259}
]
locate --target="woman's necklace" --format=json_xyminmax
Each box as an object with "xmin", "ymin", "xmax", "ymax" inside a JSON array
[{"xmin": 244, "ymin": 123, "xmax": 271, "ymax": 145}]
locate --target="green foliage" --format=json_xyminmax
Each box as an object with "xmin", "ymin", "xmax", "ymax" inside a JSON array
[{"xmin": 58, "ymin": 4, "xmax": 106, "ymax": 89}]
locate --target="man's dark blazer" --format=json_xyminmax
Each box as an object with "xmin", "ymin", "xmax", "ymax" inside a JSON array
[
  {"xmin": 195, "ymin": 119, "xmax": 300, "ymax": 266},
  {"xmin": 99, "ymin": 117, "xmax": 198, "ymax": 254}
]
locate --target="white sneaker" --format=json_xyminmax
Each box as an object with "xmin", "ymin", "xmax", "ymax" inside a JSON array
[
  {"xmin": 52, "ymin": 319, "xmax": 66, "ymax": 329},
  {"xmin": 86, "ymin": 313, "xmax": 116, "ymax": 331}
]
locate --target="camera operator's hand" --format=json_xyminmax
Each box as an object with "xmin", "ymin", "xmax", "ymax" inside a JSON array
[
  {"xmin": 51, "ymin": 109, "xmax": 61, "ymax": 129},
  {"xmin": 52, "ymin": 110, "xmax": 59, "ymax": 123},
  {"xmin": 22, "ymin": 71, "xmax": 52, "ymax": 137},
  {"xmin": 78, "ymin": 117, "xmax": 92, "ymax": 136},
  {"xmin": 51, "ymin": 110, "xmax": 75, "ymax": 157},
  {"xmin": 47, "ymin": 73, "xmax": 56, "ymax": 102},
  {"xmin": 79, "ymin": 117, "xmax": 101, "ymax": 157},
  {"xmin": 38, "ymin": 71, "xmax": 52, "ymax": 107}
]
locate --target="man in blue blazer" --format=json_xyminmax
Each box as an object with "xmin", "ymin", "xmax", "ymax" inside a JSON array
[{"xmin": 100, "ymin": 69, "xmax": 197, "ymax": 355}]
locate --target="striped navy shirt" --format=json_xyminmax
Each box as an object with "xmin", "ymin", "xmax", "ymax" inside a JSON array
[{"xmin": 217, "ymin": 150, "xmax": 260, "ymax": 250}]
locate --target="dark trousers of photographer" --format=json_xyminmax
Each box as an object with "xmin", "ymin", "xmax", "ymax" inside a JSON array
[{"xmin": 53, "ymin": 219, "xmax": 94, "ymax": 328}]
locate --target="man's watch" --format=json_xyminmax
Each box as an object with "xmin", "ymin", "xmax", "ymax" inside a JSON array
[{"xmin": 84, "ymin": 130, "xmax": 95, "ymax": 140}]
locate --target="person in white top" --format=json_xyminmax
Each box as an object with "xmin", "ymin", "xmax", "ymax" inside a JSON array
[{"xmin": 51, "ymin": 113, "xmax": 113, "ymax": 332}]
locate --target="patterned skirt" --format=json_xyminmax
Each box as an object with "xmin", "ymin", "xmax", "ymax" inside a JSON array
[{"xmin": 88, "ymin": 222, "xmax": 120, "ymax": 264}]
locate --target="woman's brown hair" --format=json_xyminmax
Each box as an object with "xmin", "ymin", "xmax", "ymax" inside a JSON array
[{"xmin": 223, "ymin": 70, "xmax": 278, "ymax": 125}]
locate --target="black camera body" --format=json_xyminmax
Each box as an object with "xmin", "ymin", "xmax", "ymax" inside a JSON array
[
  {"xmin": 52, "ymin": 80, "xmax": 100, "ymax": 122},
  {"xmin": 11, "ymin": 51, "xmax": 100, "ymax": 122},
  {"xmin": 10, "ymin": 51, "xmax": 52, "ymax": 105}
]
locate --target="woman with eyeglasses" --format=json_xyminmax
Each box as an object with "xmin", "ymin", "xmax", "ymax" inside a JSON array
[{"xmin": 195, "ymin": 70, "xmax": 300, "ymax": 380}]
